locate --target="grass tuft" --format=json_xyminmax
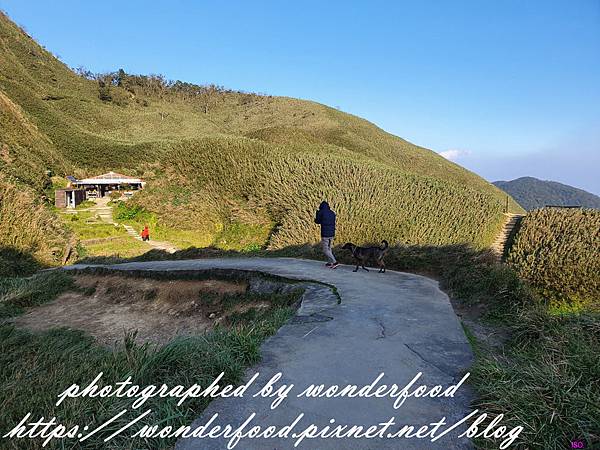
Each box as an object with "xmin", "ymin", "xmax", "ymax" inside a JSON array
[{"xmin": 0, "ymin": 270, "xmax": 73, "ymax": 318}]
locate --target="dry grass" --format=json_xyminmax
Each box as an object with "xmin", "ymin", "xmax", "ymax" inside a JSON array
[
  {"xmin": 0, "ymin": 176, "xmax": 70, "ymax": 275},
  {"xmin": 507, "ymin": 208, "xmax": 600, "ymax": 311}
]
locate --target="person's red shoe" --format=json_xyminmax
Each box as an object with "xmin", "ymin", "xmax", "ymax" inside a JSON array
[{"xmin": 325, "ymin": 262, "xmax": 332, "ymax": 267}]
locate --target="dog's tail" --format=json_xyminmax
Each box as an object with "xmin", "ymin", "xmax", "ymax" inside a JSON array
[{"xmin": 381, "ymin": 240, "xmax": 389, "ymax": 250}]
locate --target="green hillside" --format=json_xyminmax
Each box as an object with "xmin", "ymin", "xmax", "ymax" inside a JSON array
[
  {"xmin": 494, "ymin": 177, "xmax": 600, "ymax": 211},
  {"xmin": 0, "ymin": 11, "xmax": 522, "ymax": 268},
  {"xmin": 507, "ymin": 208, "xmax": 600, "ymax": 312}
]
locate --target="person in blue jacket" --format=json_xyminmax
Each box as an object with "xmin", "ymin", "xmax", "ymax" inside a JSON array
[{"xmin": 315, "ymin": 201, "xmax": 339, "ymax": 268}]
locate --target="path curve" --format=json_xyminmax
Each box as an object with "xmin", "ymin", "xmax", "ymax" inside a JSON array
[{"xmin": 66, "ymin": 258, "xmax": 474, "ymax": 449}]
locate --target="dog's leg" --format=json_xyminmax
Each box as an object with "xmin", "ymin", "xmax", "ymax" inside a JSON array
[
  {"xmin": 378, "ymin": 258, "xmax": 386, "ymax": 273},
  {"xmin": 362, "ymin": 262, "xmax": 369, "ymax": 272},
  {"xmin": 353, "ymin": 260, "xmax": 359, "ymax": 272}
]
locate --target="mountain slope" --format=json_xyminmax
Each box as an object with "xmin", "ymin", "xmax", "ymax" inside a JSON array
[
  {"xmin": 493, "ymin": 177, "xmax": 600, "ymax": 211},
  {"xmin": 0, "ymin": 11, "xmax": 522, "ymax": 267}
]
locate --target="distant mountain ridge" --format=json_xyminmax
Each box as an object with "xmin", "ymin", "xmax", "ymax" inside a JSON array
[{"xmin": 493, "ymin": 177, "xmax": 600, "ymax": 211}]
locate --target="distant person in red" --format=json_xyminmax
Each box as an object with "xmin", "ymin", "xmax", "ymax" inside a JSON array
[{"xmin": 141, "ymin": 226, "xmax": 150, "ymax": 241}]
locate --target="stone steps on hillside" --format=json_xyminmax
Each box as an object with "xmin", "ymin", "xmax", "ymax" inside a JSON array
[
  {"xmin": 123, "ymin": 224, "xmax": 143, "ymax": 241},
  {"xmin": 78, "ymin": 205, "xmax": 114, "ymax": 224},
  {"xmin": 492, "ymin": 213, "xmax": 525, "ymax": 261}
]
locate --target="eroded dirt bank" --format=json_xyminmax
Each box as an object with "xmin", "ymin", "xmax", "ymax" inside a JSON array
[{"xmin": 15, "ymin": 270, "xmax": 303, "ymax": 345}]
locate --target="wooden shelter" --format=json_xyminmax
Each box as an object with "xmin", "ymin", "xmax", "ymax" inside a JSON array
[
  {"xmin": 69, "ymin": 171, "xmax": 145, "ymax": 198},
  {"xmin": 55, "ymin": 188, "xmax": 86, "ymax": 208},
  {"xmin": 55, "ymin": 172, "xmax": 145, "ymax": 208}
]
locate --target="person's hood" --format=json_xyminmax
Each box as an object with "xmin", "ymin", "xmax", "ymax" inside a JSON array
[{"xmin": 319, "ymin": 201, "xmax": 330, "ymax": 210}]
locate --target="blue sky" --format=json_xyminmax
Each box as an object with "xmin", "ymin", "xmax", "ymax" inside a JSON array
[{"xmin": 2, "ymin": 0, "xmax": 599, "ymax": 194}]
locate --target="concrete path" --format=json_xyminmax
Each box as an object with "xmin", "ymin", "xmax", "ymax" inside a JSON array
[
  {"xmin": 122, "ymin": 224, "xmax": 178, "ymax": 253},
  {"xmin": 89, "ymin": 197, "xmax": 114, "ymax": 223},
  {"xmin": 66, "ymin": 258, "xmax": 474, "ymax": 449}
]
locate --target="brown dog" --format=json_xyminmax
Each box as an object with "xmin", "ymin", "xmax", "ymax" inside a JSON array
[{"xmin": 342, "ymin": 240, "xmax": 389, "ymax": 273}]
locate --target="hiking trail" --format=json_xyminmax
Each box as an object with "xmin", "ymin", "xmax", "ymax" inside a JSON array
[{"xmin": 66, "ymin": 257, "xmax": 474, "ymax": 449}]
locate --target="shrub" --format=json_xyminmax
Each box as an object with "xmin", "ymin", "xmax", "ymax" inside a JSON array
[
  {"xmin": 113, "ymin": 201, "xmax": 152, "ymax": 222},
  {"xmin": 97, "ymin": 78, "xmax": 112, "ymax": 102},
  {"xmin": 75, "ymin": 199, "xmax": 95, "ymax": 209},
  {"xmin": 507, "ymin": 208, "xmax": 600, "ymax": 310}
]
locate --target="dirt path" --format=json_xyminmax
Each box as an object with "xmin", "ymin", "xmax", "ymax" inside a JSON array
[
  {"xmin": 66, "ymin": 257, "xmax": 474, "ymax": 449},
  {"xmin": 122, "ymin": 224, "xmax": 178, "ymax": 253}
]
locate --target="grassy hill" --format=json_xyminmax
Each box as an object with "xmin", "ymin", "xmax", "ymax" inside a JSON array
[
  {"xmin": 494, "ymin": 176, "xmax": 600, "ymax": 211},
  {"xmin": 0, "ymin": 11, "xmax": 522, "ymax": 270}
]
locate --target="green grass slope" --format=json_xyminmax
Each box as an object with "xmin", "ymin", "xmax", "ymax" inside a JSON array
[
  {"xmin": 0, "ymin": 11, "xmax": 522, "ymax": 261},
  {"xmin": 507, "ymin": 208, "xmax": 600, "ymax": 312},
  {"xmin": 0, "ymin": 176, "xmax": 70, "ymax": 276}
]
